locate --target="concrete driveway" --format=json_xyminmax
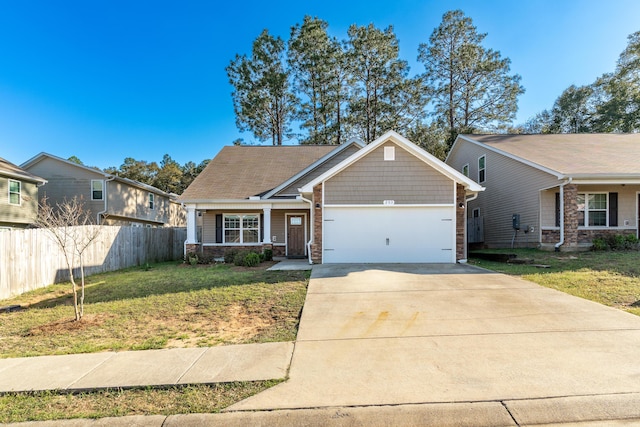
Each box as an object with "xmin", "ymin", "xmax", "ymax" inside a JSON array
[{"xmin": 229, "ymin": 263, "xmax": 640, "ymax": 424}]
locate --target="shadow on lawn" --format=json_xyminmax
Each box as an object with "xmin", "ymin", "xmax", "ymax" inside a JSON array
[{"xmin": 25, "ymin": 264, "xmax": 309, "ymax": 310}]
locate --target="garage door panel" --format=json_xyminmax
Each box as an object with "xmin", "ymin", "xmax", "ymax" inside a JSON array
[{"xmin": 323, "ymin": 206, "xmax": 455, "ymax": 263}]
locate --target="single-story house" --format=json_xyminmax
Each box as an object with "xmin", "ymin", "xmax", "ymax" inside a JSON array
[
  {"xmin": 21, "ymin": 153, "xmax": 186, "ymax": 227},
  {"xmin": 0, "ymin": 157, "xmax": 47, "ymax": 229},
  {"xmin": 180, "ymin": 130, "xmax": 484, "ymax": 263},
  {"xmin": 446, "ymin": 133, "xmax": 640, "ymax": 250}
]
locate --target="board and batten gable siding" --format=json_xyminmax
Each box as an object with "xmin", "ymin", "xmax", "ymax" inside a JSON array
[
  {"xmin": 275, "ymin": 144, "xmax": 361, "ymax": 196},
  {"xmin": 107, "ymin": 181, "xmax": 170, "ymax": 224},
  {"xmin": 0, "ymin": 176, "xmax": 39, "ymax": 226},
  {"xmin": 447, "ymin": 139, "xmax": 559, "ymax": 247},
  {"xmin": 324, "ymin": 142, "xmax": 453, "ymax": 205},
  {"xmin": 25, "ymin": 157, "xmax": 106, "ymax": 223}
]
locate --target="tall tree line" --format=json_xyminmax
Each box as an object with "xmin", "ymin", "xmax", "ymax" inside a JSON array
[
  {"xmin": 227, "ymin": 11, "xmax": 524, "ymax": 156},
  {"xmin": 104, "ymin": 155, "xmax": 210, "ymax": 194},
  {"xmin": 522, "ymin": 30, "xmax": 640, "ymax": 134}
]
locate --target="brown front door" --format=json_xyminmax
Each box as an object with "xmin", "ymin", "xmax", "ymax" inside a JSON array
[{"xmin": 287, "ymin": 215, "xmax": 305, "ymax": 258}]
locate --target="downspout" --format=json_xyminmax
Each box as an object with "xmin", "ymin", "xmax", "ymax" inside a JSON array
[
  {"xmin": 460, "ymin": 192, "xmax": 479, "ymax": 262},
  {"xmin": 555, "ymin": 178, "xmax": 572, "ymax": 251},
  {"xmin": 96, "ymin": 176, "xmax": 116, "ymax": 224},
  {"xmin": 299, "ymin": 194, "xmax": 314, "ymax": 265}
]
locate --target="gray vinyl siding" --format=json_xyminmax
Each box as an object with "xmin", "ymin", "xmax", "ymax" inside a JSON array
[
  {"xmin": 24, "ymin": 156, "xmax": 174, "ymax": 226},
  {"xmin": 447, "ymin": 140, "xmax": 559, "ymax": 247},
  {"xmin": 325, "ymin": 142, "xmax": 454, "ymax": 205},
  {"xmin": 169, "ymin": 201, "xmax": 186, "ymax": 227},
  {"xmin": 275, "ymin": 144, "xmax": 361, "ymax": 196},
  {"xmin": 0, "ymin": 176, "xmax": 39, "ymax": 227},
  {"xmin": 271, "ymin": 211, "xmax": 286, "ymax": 244},
  {"xmin": 25, "ymin": 157, "xmax": 106, "ymax": 223},
  {"xmin": 106, "ymin": 182, "xmax": 169, "ymax": 224}
]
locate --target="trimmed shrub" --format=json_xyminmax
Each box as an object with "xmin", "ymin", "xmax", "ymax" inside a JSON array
[
  {"xmin": 244, "ymin": 252, "xmax": 261, "ymax": 267},
  {"xmin": 233, "ymin": 250, "xmax": 249, "ymax": 266},
  {"xmin": 591, "ymin": 238, "xmax": 608, "ymax": 251},
  {"xmin": 263, "ymin": 248, "xmax": 273, "ymax": 261},
  {"xmin": 592, "ymin": 234, "xmax": 640, "ymax": 251},
  {"xmin": 224, "ymin": 249, "xmax": 239, "ymax": 264}
]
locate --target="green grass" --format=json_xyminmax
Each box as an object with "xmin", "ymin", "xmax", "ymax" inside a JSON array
[
  {"xmin": 0, "ymin": 262, "xmax": 310, "ymax": 358},
  {"xmin": 0, "ymin": 381, "xmax": 282, "ymax": 424},
  {"xmin": 469, "ymin": 249, "xmax": 640, "ymax": 316}
]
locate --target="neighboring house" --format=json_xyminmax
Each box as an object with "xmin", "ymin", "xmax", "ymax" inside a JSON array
[
  {"xmin": 0, "ymin": 157, "xmax": 47, "ymax": 229},
  {"xmin": 180, "ymin": 131, "xmax": 483, "ymax": 263},
  {"xmin": 21, "ymin": 153, "xmax": 185, "ymax": 227},
  {"xmin": 446, "ymin": 134, "xmax": 640, "ymax": 250}
]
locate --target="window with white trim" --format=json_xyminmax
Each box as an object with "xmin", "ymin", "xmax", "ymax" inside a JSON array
[
  {"xmin": 478, "ymin": 155, "xmax": 486, "ymax": 183},
  {"xmin": 8, "ymin": 180, "xmax": 21, "ymax": 205},
  {"xmin": 148, "ymin": 193, "xmax": 155, "ymax": 209},
  {"xmin": 91, "ymin": 180, "xmax": 104, "ymax": 200},
  {"xmin": 224, "ymin": 214, "xmax": 260, "ymax": 243},
  {"xmin": 577, "ymin": 193, "xmax": 607, "ymax": 226},
  {"xmin": 462, "ymin": 164, "xmax": 469, "ymax": 177}
]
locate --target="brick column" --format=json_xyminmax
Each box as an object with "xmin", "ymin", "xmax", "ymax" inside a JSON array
[
  {"xmin": 456, "ymin": 184, "xmax": 466, "ymax": 261},
  {"xmin": 563, "ymin": 183, "xmax": 579, "ymax": 249},
  {"xmin": 311, "ymin": 184, "xmax": 323, "ymax": 264}
]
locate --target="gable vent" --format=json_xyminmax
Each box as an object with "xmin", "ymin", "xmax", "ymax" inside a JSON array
[{"xmin": 384, "ymin": 146, "xmax": 395, "ymax": 161}]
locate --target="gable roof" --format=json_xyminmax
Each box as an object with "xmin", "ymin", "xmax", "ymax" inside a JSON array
[
  {"xmin": 458, "ymin": 134, "xmax": 640, "ymax": 177},
  {"xmin": 0, "ymin": 157, "xmax": 47, "ymax": 184},
  {"xmin": 179, "ymin": 145, "xmax": 338, "ymax": 201},
  {"xmin": 21, "ymin": 152, "xmax": 174, "ymax": 198},
  {"xmin": 300, "ymin": 130, "xmax": 484, "ymax": 194}
]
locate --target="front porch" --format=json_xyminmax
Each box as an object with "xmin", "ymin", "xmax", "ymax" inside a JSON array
[
  {"xmin": 540, "ymin": 183, "xmax": 639, "ymax": 250},
  {"xmin": 184, "ymin": 205, "xmax": 311, "ymax": 260}
]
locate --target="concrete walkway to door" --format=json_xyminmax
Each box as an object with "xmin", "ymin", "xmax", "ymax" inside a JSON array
[{"xmin": 228, "ymin": 263, "xmax": 640, "ymax": 425}]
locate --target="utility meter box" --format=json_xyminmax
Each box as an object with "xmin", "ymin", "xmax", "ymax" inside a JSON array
[{"xmin": 512, "ymin": 214, "xmax": 520, "ymax": 230}]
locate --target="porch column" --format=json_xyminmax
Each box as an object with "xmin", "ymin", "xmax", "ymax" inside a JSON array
[
  {"xmin": 262, "ymin": 207, "xmax": 272, "ymax": 244},
  {"xmin": 563, "ymin": 183, "xmax": 579, "ymax": 248},
  {"xmin": 186, "ymin": 206, "xmax": 197, "ymax": 244}
]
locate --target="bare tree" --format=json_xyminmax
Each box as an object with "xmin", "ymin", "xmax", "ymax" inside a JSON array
[{"xmin": 36, "ymin": 197, "xmax": 104, "ymax": 321}]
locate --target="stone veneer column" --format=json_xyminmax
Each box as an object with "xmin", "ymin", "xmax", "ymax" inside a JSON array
[
  {"xmin": 311, "ymin": 184, "xmax": 323, "ymax": 264},
  {"xmin": 563, "ymin": 183, "xmax": 579, "ymax": 249},
  {"xmin": 456, "ymin": 184, "xmax": 466, "ymax": 261}
]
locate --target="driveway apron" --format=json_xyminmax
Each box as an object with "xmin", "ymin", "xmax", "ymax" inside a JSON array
[{"xmin": 229, "ymin": 263, "xmax": 640, "ymax": 412}]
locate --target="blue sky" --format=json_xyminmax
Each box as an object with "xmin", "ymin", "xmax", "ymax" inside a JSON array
[{"xmin": 1, "ymin": 0, "xmax": 639, "ymax": 169}]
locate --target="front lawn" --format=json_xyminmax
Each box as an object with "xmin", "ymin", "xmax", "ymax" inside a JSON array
[
  {"xmin": 0, "ymin": 262, "xmax": 310, "ymax": 358},
  {"xmin": 469, "ymin": 249, "xmax": 640, "ymax": 316},
  {"xmin": 0, "ymin": 381, "xmax": 282, "ymax": 424}
]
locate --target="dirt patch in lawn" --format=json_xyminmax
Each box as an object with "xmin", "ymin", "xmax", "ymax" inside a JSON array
[
  {"xmin": 23, "ymin": 313, "xmax": 115, "ymax": 336},
  {"xmin": 165, "ymin": 302, "xmax": 275, "ymax": 348}
]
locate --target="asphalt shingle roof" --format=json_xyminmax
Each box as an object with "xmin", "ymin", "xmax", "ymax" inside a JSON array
[
  {"xmin": 0, "ymin": 157, "xmax": 46, "ymax": 183},
  {"xmin": 180, "ymin": 145, "xmax": 337, "ymax": 200},
  {"xmin": 466, "ymin": 134, "xmax": 640, "ymax": 176}
]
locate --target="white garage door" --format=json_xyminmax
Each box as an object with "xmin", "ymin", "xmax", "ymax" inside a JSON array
[{"xmin": 323, "ymin": 206, "xmax": 455, "ymax": 263}]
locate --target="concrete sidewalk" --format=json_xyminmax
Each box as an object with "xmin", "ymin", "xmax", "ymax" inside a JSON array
[{"xmin": 0, "ymin": 342, "xmax": 293, "ymax": 392}]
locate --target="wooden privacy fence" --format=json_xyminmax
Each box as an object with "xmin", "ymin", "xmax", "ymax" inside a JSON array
[{"xmin": 0, "ymin": 226, "xmax": 187, "ymax": 299}]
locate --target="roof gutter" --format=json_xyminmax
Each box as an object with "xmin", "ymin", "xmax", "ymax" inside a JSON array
[
  {"xmin": 298, "ymin": 194, "xmax": 314, "ymax": 265},
  {"xmin": 555, "ymin": 177, "xmax": 572, "ymax": 251}
]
